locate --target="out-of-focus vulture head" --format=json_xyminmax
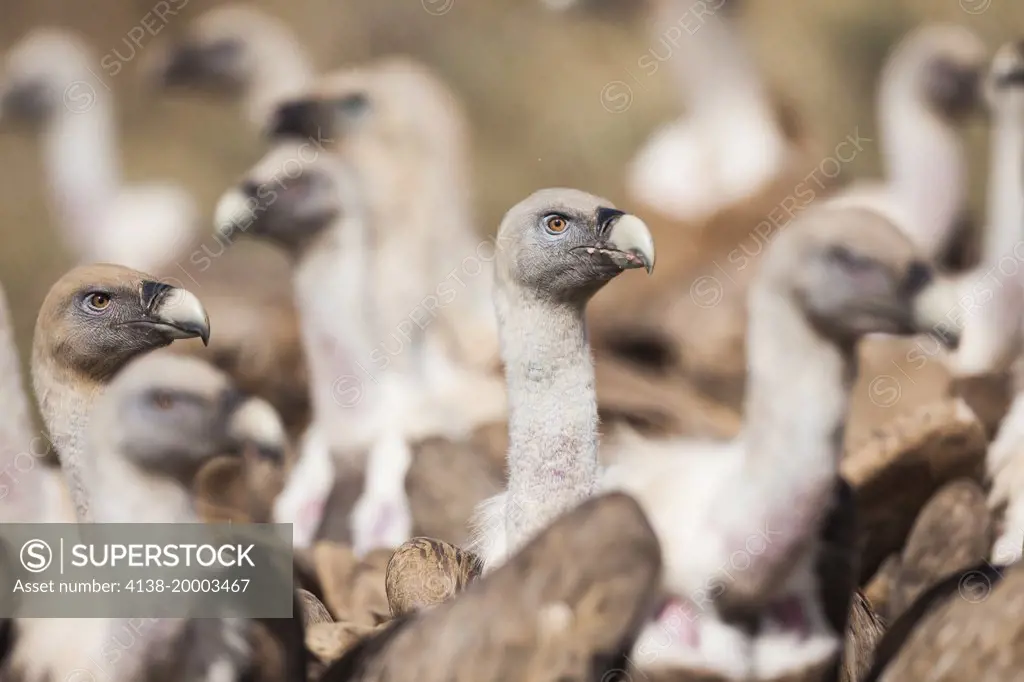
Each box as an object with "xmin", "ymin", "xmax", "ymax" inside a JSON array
[
  {"xmin": 885, "ymin": 24, "xmax": 988, "ymax": 122},
  {"xmin": 984, "ymin": 39, "xmax": 1024, "ymax": 116},
  {"xmin": 759, "ymin": 206, "xmax": 962, "ymax": 349},
  {"xmin": 151, "ymin": 5, "xmax": 279, "ymax": 93},
  {"xmin": 33, "ymin": 264, "xmax": 210, "ymax": 384},
  {"xmin": 495, "ymin": 188, "xmax": 655, "ymax": 305},
  {"xmin": 0, "ymin": 27, "xmax": 94, "ymax": 125},
  {"xmin": 265, "ymin": 58, "xmax": 466, "ymax": 165},
  {"xmin": 213, "ymin": 141, "xmax": 361, "ymax": 258},
  {"xmin": 91, "ymin": 353, "xmax": 286, "ymax": 486}
]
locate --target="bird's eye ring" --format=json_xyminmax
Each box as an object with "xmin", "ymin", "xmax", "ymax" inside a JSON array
[
  {"xmin": 544, "ymin": 215, "xmax": 569, "ymax": 234},
  {"xmin": 84, "ymin": 292, "xmax": 112, "ymax": 312}
]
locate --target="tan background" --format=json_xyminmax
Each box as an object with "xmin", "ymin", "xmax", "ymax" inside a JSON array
[{"xmin": 0, "ymin": 0, "xmax": 1021, "ymax": 405}]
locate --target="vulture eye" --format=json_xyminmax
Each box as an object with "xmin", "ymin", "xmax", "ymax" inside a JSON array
[
  {"xmin": 150, "ymin": 391, "xmax": 176, "ymax": 410},
  {"xmin": 544, "ymin": 215, "xmax": 569, "ymax": 234},
  {"xmin": 84, "ymin": 292, "xmax": 112, "ymax": 312}
]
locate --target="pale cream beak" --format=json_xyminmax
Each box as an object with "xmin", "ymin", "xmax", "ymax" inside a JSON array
[
  {"xmin": 606, "ymin": 214, "xmax": 656, "ymax": 274},
  {"xmin": 228, "ymin": 397, "xmax": 286, "ymax": 463}
]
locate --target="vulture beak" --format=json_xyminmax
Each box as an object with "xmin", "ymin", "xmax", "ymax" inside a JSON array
[
  {"xmin": 227, "ymin": 396, "xmax": 286, "ymax": 464},
  {"xmin": 140, "ymin": 281, "xmax": 211, "ymax": 346},
  {"xmin": 909, "ymin": 275, "xmax": 961, "ymax": 350},
  {"xmin": 266, "ymin": 98, "xmax": 326, "ymax": 140},
  {"xmin": 598, "ymin": 209, "xmax": 656, "ymax": 274},
  {"xmin": 214, "ymin": 187, "xmax": 255, "ymax": 238}
]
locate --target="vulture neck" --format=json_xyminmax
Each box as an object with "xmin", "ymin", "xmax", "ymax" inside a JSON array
[
  {"xmin": 716, "ymin": 285, "xmax": 851, "ymax": 591},
  {"xmin": 495, "ymin": 285, "xmax": 599, "ymax": 553},
  {"xmin": 652, "ymin": 1, "xmax": 778, "ymax": 133},
  {"xmin": 292, "ymin": 218, "xmax": 380, "ymax": 450},
  {"xmin": 86, "ymin": 456, "xmax": 196, "ymax": 523},
  {"xmin": 243, "ymin": 35, "xmax": 315, "ymax": 130},
  {"xmin": 30, "ymin": 353, "xmax": 101, "ymax": 523},
  {"xmin": 950, "ymin": 101, "xmax": 1024, "ymax": 376},
  {"xmin": 0, "ymin": 288, "xmax": 48, "ymax": 523},
  {"xmin": 43, "ymin": 92, "xmax": 120, "ymax": 263},
  {"xmin": 982, "ymin": 106, "xmax": 1024, "ymax": 265},
  {"xmin": 878, "ymin": 74, "xmax": 967, "ymax": 259}
]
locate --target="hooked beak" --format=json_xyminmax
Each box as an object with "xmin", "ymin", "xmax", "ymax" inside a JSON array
[
  {"xmin": 227, "ymin": 397, "xmax": 286, "ymax": 464},
  {"xmin": 601, "ymin": 211, "xmax": 656, "ymax": 274},
  {"xmin": 266, "ymin": 98, "xmax": 327, "ymax": 140},
  {"xmin": 909, "ymin": 276, "xmax": 961, "ymax": 350},
  {"xmin": 214, "ymin": 186, "xmax": 257, "ymax": 239},
  {"xmin": 141, "ymin": 281, "xmax": 211, "ymax": 346}
]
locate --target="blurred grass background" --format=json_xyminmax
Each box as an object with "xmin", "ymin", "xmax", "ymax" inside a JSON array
[{"xmin": 0, "ymin": 0, "xmax": 1021, "ymax": 370}]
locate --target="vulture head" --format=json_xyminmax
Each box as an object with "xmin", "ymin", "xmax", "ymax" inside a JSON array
[
  {"xmin": 214, "ymin": 141, "xmax": 361, "ymax": 258},
  {"xmin": 985, "ymin": 39, "xmax": 1024, "ymax": 116},
  {"xmin": 90, "ymin": 352, "xmax": 285, "ymax": 489},
  {"xmin": 0, "ymin": 27, "xmax": 95, "ymax": 125},
  {"xmin": 885, "ymin": 24, "xmax": 987, "ymax": 123},
  {"xmin": 33, "ymin": 264, "xmax": 210, "ymax": 386},
  {"xmin": 495, "ymin": 188, "xmax": 655, "ymax": 305},
  {"xmin": 758, "ymin": 206, "xmax": 961, "ymax": 350},
  {"xmin": 149, "ymin": 5, "xmax": 280, "ymax": 93},
  {"xmin": 265, "ymin": 58, "xmax": 465, "ymax": 165}
]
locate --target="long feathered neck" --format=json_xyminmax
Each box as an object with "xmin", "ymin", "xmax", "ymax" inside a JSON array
[
  {"xmin": 43, "ymin": 94, "xmax": 121, "ymax": 262},
  {"xmin": 983, "ymin": 105, "xmax": 1024, "ymax": 264},
  {"xmin": 715, "ymin": 286, "xmax": 851, "ymax": 588},
  {"xmin": 242, "ymin": 33, "xmax": 315, "ymax": 129},
  {"xmin": 651, "ymin": 0, "xmax": 775, "ymax": 125},
  {"xmin": 879, "ymin": 72, "xmax": 967, "ymax": 259},
  {"xmin": 85, "ymin": 454, "xmax": 195, "ymax": 523},
  {"xmin": 950, "ymin": 100, "xmax": 1024, "ymax": 376},
  {"xmin": 495, "ymin": 284, "xmax": 600, "ymax": 553},
  {"xmin": 292, "ymin": 216, "xmax": 378, "ymax": 450},
  {"xmin": 30, "ymin": 351, "xmax": 101, "ymax": 523},
  {"xmin": 0, "ymin": 289, "xmax": 47, "ymax": 523}
]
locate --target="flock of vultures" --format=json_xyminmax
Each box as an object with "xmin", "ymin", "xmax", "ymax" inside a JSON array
[{"xmin": 0, "ymin": 0, "xmax": 1023, "ymax": 680}]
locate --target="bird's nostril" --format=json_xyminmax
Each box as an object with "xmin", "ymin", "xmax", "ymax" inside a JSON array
[
  {"xmin": 240, "ymin": 180, "xmax": 260, "ymax": 199},
  {"xmin": 902, "ymin": 261, "xmax": 934, "ymax": 296}
]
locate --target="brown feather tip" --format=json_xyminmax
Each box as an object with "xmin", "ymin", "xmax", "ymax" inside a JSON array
[
  {"xmin": 385, "ymin": 537, "xmax": 483, "ymax": 617},
  {"xmin": 313, "ymin": 541, "xmax": 391, "ymax": 626},
  {"xmin": 306, "ymin": 621, "xmax": 388, "ymax": 666},
  {"xmin": 887, "ymin": 478, "xmax": 991, "ymax": 621},
  {"xmin": 299, "ymin": 588, "xmax": 335, "ymax": 627},
  {"xmin": 842, "ymin": 397, "xmax": 987, "ymax": 582}
]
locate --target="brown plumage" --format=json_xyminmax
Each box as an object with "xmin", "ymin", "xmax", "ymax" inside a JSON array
[
  {"xmin": 868, "ymin": 561, "xmax": 1014, "ymax": 682},
  {"xmin": 385, "ymin": 537, "xmax": 483, "ymax": 617},
  {"xmin": 886, "ymin": 478, "xmax": 992, "ymax": 621},
  {"xmin": 312, "ymin": 541, "xmax": 392, "ymax": 627},
  {"xmin": 841, "ymin": 397, "xmax": 987, "ymax": 581},
  {"xmin": 840, "ymin": 593, "xmax": 887, "ymax": 682},
  {"xmin": 319, "ymin": 492, "xmax": 661, "ymax": 682},
  {"xmin": 299, "ymin": 589, "xmax": 335, "ymax": 627}
]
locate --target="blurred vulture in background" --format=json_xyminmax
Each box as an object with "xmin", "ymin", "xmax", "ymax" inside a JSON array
[
  {"xmin": 1, "ymin": 353, "xmax": 305, "ymax": 682},
  {"xmin": 0, "ymin": 27, "xmax": 197, "ymax": 273},
  {"xmin": 147, "ymin": 3, "xmax": 316, "ymax": 132}
]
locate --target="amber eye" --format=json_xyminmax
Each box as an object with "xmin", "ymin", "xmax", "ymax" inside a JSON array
[
  {"xmin": 85, "ymin": 292, "xmax": 111, "ymax": 311},
  {"xmin": 151, "ymin": 391, "xmax": 175, "ymax": 410},
  {"xmin": 544, "ymin": 215, "xmax": 569, "ymax": 234}
]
